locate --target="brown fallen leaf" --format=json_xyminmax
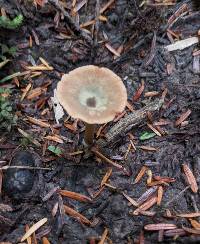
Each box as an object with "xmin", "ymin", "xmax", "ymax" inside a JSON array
[
  {"xmin": 64, "ymin": 204, "xmax": 92, "ymax": 225},
  {"xmin": 44, "ymin": 135, "xmax": 63, "ymax": 144},
  {"xmin": 42, "ymin": 237, "xmax": 50, "ymax": 244},
  {"xmin": 137, "ymin": 186, "xmax": 158, "ymax": 205},
  {"xmin": 134, "ymin": 166, "xmax": 147, "ymax": 184},
  {"xmin": 137, "ymin": 145, "xmax": 157, "ymax": 151},
  {"xmin": 27, "ymin": 116, "xmax": 50, "ymax": 128},
  {"xmin": 27, "ymin": 87, "xmax": 46, "ymax": 100},
  {"xmin": 175, "ymin": 109, "xmax": 191, "ymax": 126},
  {"xmin": 146, "ymin": 169, "xmax": 153, "ymax": 185},
  {"xmin": 182, "ymin": 164, "xmax": 198, "ymax": 193},
  {"xmin": 133, "ymin": 196, "xmax": 157, "ymax": 215},
  {"xmin": 189, "ymin": 219, "xmax": 200, "ymax": 230},
  {"xmin": 122, "ymin": 192, "xmax": 138, "ymax": 207},
  {"xmin": 21, "ymin": 83, "xmax": 32, "ymax": 101},
  {"xmin": 59, "ymin": 189, "xmax": 92, "ymax": 203},
  {"xmin": 154, "ymin": 176, "xmax": 175, "ymax": 183},
  {"xmin": 98, "ymin": 228, "xmax": 108, "ymax": 244},
  {"xmin": 182, "ymin": 226, "xmax": 200, "ymax": 235},
  {"xmin": 144, "ymin": 223, "xmax": 177, "ymax": 231},
  {"xmin": 25, "ymin": 225, "xmax": 32, "ymax": 244},
  {"xmin": 105, "ymin": 43, "xmax": 121, "ymax": 57},
  {"xmin": 126, "ymin": 101, "xmax": 135, "ymax": 112},
  {"xmin": 177, "ymin": 212, "xmax": 200, "ymax": 218},
  {"xmin": 157, "ymin": 186, "xmax": 163, "ymax": 206},
  {"xmin": 147, "ymin": 123, "xmax": 162, "ymax": 137},
  {"xmin": 132, "ymin": 80, "xmax": 145, "ymax": 102},
  {"xmin": 21, "ymin": 218, "xmax": 48, "ymax": 242},
  {"xmin": 101, "ymin": 168, "xmax": 112, "ymax": 187}
]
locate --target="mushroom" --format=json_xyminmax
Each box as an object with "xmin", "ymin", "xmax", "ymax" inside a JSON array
[{"xmin": 56, "ymin": 65, "xmax": 127, "ymax": 146}]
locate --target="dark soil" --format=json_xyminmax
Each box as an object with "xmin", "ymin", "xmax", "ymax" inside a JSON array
[{"xmin": 1, "ymin": 0, "xmax": 200, "ymax": 243}]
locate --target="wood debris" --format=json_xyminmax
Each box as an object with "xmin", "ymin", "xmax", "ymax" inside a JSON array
[{"xmin": 59, "ymin": 189, "xmax": 92, "ymax": 202}]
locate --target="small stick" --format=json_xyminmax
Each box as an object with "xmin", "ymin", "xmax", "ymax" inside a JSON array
[{"xmin": 1, "ymin": 165, "xmax": 52, "ymax": 170}]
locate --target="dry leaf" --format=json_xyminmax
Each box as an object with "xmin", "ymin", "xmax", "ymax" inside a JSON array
[
  {"xmin": 182, "ymin": 164, "xmax": 198, "ymax": 193},
  {"xmin": 189, "ymin": 219, "xmax": 200, "ymax": 230},
  {"xmin": 42, "ymin": 237, "xmax": 50, "ymax": 244},
  {"xmin": 25, "ymin": 225, "xmax": 32, "ymax": 244},
  {"xmin": 157, "ymin": 186, "xmax": 163, "ymax": 206},
  {"xmin": 21, "ymin": 83, "xmax": 32, "ymax": 101},
  {"xmin": 134, "ymin": 166, "xmax": 147, "ymax": 184},
  {"xmin": 44, "ymin": 135, "xmax": 63, "ymax": 144},
  {"xmin": 98, "ymin": 228, "xmax": 108, "ymax": 244},
  {"xmin": 132, "ymin": 80, "xmax": 144, "ymax": 102},
  {"xmin": 133, "ymin": 196, "xmax": 157, "ymax": 215},
  {"xmin": 105, "ymin": 43, "xmax": 120, "ymax": 57},
  {"xmin": 177, "ymin": 212, "xmax": 200, "ymax": 218},
  {"xmin": 64, "ymin": 204, "xmax": 91, "ymax": 225},
  {"xmin": 21, "ymin": 218, "xmax": 48, "ymax": 242},
  {"xmin": 144, "ymin": 223, "xmax": 177, "ymax": 231},
  {"xmin": 182, "ymin": 226, "xmax": 200, "ymax": 235},
  {"xmin": 175, "ymin": 109, "xmax": 191, "ymax": 126},
  {"xmin": 101, "ymin": 168, "xmax": 112, "ymax": 187},
  {"xmin": 122, "ymin": 192, "xmax": 138, "ymax": 207},
  {"xmin": 27, "ymin": 116, "xmax": 50, "ymax": 128},
  {"xmin": 137, "ymin": 145, "xmax": 157, "ymax": 151},
  {"xmin": 59, "ymin": 190, "xmax": 92, "ymax": 203}
]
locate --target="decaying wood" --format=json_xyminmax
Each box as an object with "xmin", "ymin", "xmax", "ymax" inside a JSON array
[{"xmin": 97, "ymin": 98, "xmax": 164, "ymax": 148}]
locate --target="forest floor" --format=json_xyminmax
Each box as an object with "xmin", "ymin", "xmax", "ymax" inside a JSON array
[{"xmin": 1, "ymin": 0, "xmax": 200, "ymax": 243}]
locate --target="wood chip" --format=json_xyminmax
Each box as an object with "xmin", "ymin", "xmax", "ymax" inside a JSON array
[
  {"xmin": 157, "ymin": 186, "xmax": 163, "ymax": 206},
  {"xmin": 101, "ymin": 168, "xmax": 112, "ymax": 187},
  {"xmin": 134, "ymin": 166, "xmax": 147, "ymax": 184},
  {"xmin": 64, "ymin": 204, "xmax": 91, "ymax": 225},
  {"xmin": 122, "ymin": 192, "xmax": 138, "ymax": 207},
  {"xmin": 27, "ymin": 116, "xmax": 50, "ymax": 128},
  {"xmin": 144, "ymin": 223, "xmax": 177, "ymax": 231},
  {"xmin": 132, "ymin": 80, "xmax": 145, "ymax": 102},
  {"xmin": 144, "ymin": 91, "xmax": 159, "ymax": 97},
  {"xmin": 137, "ymin": 186, "xmax": 158, "ymax": 205},
  {"xmin": 175, "ymin": 109, "xmax": 191, "ymax": 126},
  {"xmin": 98, "ymin": 228, "xmax": 108, "ymax": 244},
  {"xmin": 21, "ymin": 218, "xmax": 48, "ymax": 242},
  {"xmin": 59, "ymin": 189, "xmax": 92, "ymax": 203},
  {"xmin": 182, "ymin": 164, "xmax": 198, "ymax": 193},
  {"xmin": 165, "ymin": 37, "xmax": 199, "ymax": 52}
]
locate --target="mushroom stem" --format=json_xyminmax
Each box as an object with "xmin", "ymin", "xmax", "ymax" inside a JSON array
[{"xmin": 84, "ymin": 123, "xmax": 95, "ymax": 146}]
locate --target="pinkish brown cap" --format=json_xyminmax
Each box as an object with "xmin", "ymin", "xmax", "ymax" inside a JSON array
[{"xmin": 56, "ymin": 65, "xmax": 127, "ymax": 124}]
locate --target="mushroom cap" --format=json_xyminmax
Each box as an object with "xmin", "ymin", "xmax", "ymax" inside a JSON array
[{"xmin": 56, "ymin": 65, "xmax": 127, "ymax": 124}]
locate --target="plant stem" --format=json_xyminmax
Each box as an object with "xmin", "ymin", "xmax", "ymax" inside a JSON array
[{"xmin": 84, "ymin": 123, "xmax": 95, "ymax": 146}]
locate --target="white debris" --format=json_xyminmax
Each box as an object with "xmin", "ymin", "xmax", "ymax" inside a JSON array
[
  {"xmin": 165, "ymin": 37, "xmax": 199, "ymax": 52},
  {"xmin": 51, "ymin": 89, "xmax": 65, "ymax": 124}
]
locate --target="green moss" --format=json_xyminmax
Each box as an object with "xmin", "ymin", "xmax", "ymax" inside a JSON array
[{"xmin": 0, "ymin": 14, "xmax": 23, "ymax": 30}]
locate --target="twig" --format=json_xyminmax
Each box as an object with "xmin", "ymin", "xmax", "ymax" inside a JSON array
[
  {"xmin": 48, "ymin": 0, "xmax": 93, "ymax": 45},
  {"xmin": 97, "ymin": 98, "xmax": 164, "ymax": 148},
  {"xmin": 1, "ymin": 165, "xmax": 52, "ymax": 170}
]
